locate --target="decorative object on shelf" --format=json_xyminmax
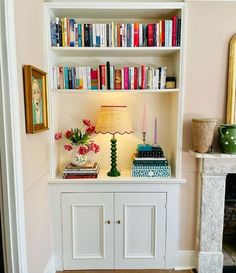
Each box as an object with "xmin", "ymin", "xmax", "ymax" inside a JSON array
[
  {"xmin": 131, "ymin": 144, "xmax": 171, "ymax": 177},
  {"xmin": 218, "ymin": 124, "xmax": 236, "ymax": 154},
  {"xmin": 63, "ymin": 161, "xmax": 100, "ymax": 179},
  {"xmin": 142, "ymin": 104, "xmax": 147, "ymax": 144},
  {"xmin": 166, "ymin": 76, "xmax": 176, "ymax": 89},
  {"xmin": 55, "ymin": 119, "xmax": 100, "ymax": 167},
  {"xmin": 23, "ymin": 65, "xmax": 48, "ymax": 133},
  {"xmin": 192, "ymin": 118, "xmax": 217, "ymax": 153},
  {"xmin": 226, "ymin": 34, "xmax": 236, "ymax": 124},
  {"xmin": 95, "ymin": 105, "xmax": 133, "ymax": 177}
]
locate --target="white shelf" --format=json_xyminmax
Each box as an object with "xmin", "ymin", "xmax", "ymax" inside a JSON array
[
  {"xmin": 50, "ymin": 46, "xmax": 181, "ymax": 57},
  {"xmin": 49, "ymin": 169, "xmax": 185, "ymax": 184},
  {"xmin": 52, "ymin": 88, "xmax": 180, "ymax": 94}
]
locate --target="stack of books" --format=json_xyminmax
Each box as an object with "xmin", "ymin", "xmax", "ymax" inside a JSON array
[
  {"xmin": 53, "ymin": 63, "xmax": 168, "ymax": 90},
  {"xmin": 131, "ymin": 144, "xmax": 171, "ymax": 178},
  {"xmin": 63, "ymin": 162, "xmax": 100, "ymax": 179},
  {"xmin": 50, "ymin": 18, "xmax": 181, "ymax": 48}
]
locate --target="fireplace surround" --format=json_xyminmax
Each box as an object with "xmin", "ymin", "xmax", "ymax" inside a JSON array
[{"xmin": 191, "ymin": 151, "xmax": 236, "ymax": 273}]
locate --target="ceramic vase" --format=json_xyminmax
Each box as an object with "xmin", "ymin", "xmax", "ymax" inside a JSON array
[
  {"xmin": 192, "ymin": 118, "xmax": 217, "ymax": 153},
  {"xmin": 218, "ymin": 124, "xmax": 236, "ymax": 154},
  {"xmin": 71, "ymin": 145, "xmax": 87, "ymax": 166}
]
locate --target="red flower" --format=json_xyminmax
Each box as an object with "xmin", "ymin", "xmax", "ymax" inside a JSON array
[
  {"xmin": 65, "ymin": 130, "xmax": 73, "ymax": 139},
  {"xmin": 78, "ymin": 145, "xmax": 88, "ymax": 155},
  {"xmin": 83, "ymin": 119, "xmax": 91, "ymax": 127},
  {"xmin": 88, "ymin": 143, "xmax": 100, "ymax": 153},
  {"xmin": 64, "ymin": 144, "xmax": 73, "ymax": 151},
  {"xmin": 55, "ymin": 132, "xmax": 62, "ymax": 140},
  {"xmin": 86, "ymin": 125, "xmax": 95, "ymax": 135}
]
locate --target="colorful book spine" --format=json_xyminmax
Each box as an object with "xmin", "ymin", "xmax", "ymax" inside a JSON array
[{"xmin": 50, "ymin": 20, "xmax": 57, "ymax": 47}]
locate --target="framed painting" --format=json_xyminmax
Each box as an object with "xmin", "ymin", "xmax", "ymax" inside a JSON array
[{"xmin": 23, "ymin": 65, "xmax": 49, "ymax": 133}]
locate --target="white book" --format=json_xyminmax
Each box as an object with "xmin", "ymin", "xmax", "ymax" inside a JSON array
[
  {"xmin": 104, "ymin": 24, "xmax": 107, "ymax": 47},
  {"xmin": 109, "ymin": 24, "xmax": 112, "ymax": 47},
  {"xmin": 133, "ymin": 155, "xmax": 167, "ymax": 161},
  {"xmin": 100, "ymin": 24, "xmax": 105, "ymax": 47},
  {"xmin": 165, "ymin": 20, "xmax": 169, "ymax": 47},
  {"xmin": 160, "ymin": 67, "xmax": 167, "ymax": 89},
  {"xmin": 110, "ymin": 64, "xmax": 115, "ymax": 90},
  {"xmin": 123, "ymin": 24, "xmax": 127, "ymax": 47},
  {"xmin": 153, "ymin": 68, "xmax": 158, "ymax": 90},
  {"xmin": 53, "ymin": 66, "xmax": 57, "ymax": 89},
  {"xmin": 147, "ymin": 67, "xmax": 153, "ymax": 89},
  {"xmin": 87, "ymin": 67, "xmax": 91, "ymax": 90},
  {"xmin": 156, "ymin": 23, "xmax": 160, "ymax": 47},
  {"xmin": 138, "ymin": 66, "xmax": 142, "ymax": 89},
  {"xmin": 74, "ymin": 23, "xmax": 78, "ymax": 47},
  {"xmin": 92, "ymin": 24, "xmax": 96, "ymax": 47},
  {"xmin": 95, "ymin": 24, "xmax": 100, "ymax": 47},
  {"xmin": 131, "ymin": 23, "xmax": 134, "ymax": 47},
  {"xmin": 169, "ymin": 20, "xmax": 172, "ymax": 47},
  {"xmin": 56, "ymin": 66, "xmax": 60, "ymax": 89},
  {"xmin": 82, "ymin": 67, "xmax": 87, "ymax": 90},
  {"xmin": 139, "ymin": 23, "xmax": 143, "ymax": 47},
  {"xmin": 81, "ymin": 23, "xmax": 84, "ymax": 47},
  {"xmin": 131, "ymin": 67, "xmax": 134, "ymax": 89},
  {"xmin": 121, "ymin": 68, "xmax": 124, "ymax": 89},
  {"xmin": 111, "ymin": 22, "xmax": 115, "ymax": 47},
  {"xmin": 78, "ymin": 67, "xmax": 83, "ymax": 89}
]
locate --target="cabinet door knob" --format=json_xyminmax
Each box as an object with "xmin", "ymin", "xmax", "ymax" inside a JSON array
[
  {"xmin": 107, "ymin": 220, "xmax": 111, "ymax": 224},
  {"xmin": 117, "ymin": 220, "xmax": 121, "ymax": 224}
]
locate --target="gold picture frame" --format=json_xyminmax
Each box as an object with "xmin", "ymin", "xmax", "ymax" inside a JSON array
[
  {"xmin": 23, "ymin": 65, "xmax": 49, "ymax": 133},
  {"xmin": 226, "ymin": 34, "xmax": 236, "ymax": 124}
]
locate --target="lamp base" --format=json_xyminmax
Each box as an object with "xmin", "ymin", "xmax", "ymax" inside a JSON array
[{"xmin": 107, "ymin": 136, "xmax": 121, "ymax": 177}]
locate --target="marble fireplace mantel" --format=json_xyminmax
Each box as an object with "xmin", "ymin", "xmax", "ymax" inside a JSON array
[{"xmin": 190, "ymin": 151, "xmax": 236, "ymax": 273}]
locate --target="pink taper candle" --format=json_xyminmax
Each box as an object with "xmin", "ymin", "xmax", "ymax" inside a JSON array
[
  {"xmin": 154, "ymin": 117, "xmax": 157, "ymax": 144},
  {"xmin": 142, "ymin": 104, "xmax": 146, "ymax": 132}
]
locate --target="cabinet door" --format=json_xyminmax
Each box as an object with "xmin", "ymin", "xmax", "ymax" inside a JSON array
[
  {"xmin": 62, "ymin": 193, "xmax": 114, "ymax": 269},
  {"xmin": 115, "ymin": 193, "xmax": 166, "ymax": 269}
]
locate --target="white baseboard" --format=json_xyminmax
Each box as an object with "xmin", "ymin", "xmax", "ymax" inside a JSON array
[
  {"xmin": 43, "ymin": 255, "xmax": 55, "ymax": 273},
  {"xmin": 175, "ymin": 251, "xmax": 196, "ymax": 270}
]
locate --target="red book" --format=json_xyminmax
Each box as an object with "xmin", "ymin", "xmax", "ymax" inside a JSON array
[
  {"xmin": 99, "ymin": 65, "xmax": 106, "ymax": 90},
  {"xmin": 141, "ymin": 65, "xmax": 146, "ymax": 89},
  {"xmin": 124, "ymin": 67, "xmax": 129, "ymax": 90},
  {"xmin": 117, "ymin": 24, "xmax": 121, "ymax": 47},
  {"xmin": 134, "ymin": 23, "xmax": 139, "ymax": 47},
  {"xmin": 59, "ymin": 66, "xmax": 64, "ymax": 89},
  {"xmin": 162, "ymin": 21, "xmax": 165, "ymax": 47},
  {"xmin": 134, "ymin": 67, "xmax": 138, "ymax": 89},
  {"xmin": 115, "ymin": 69, "xmax": 122, "ymax": 90},
  {"xmin": 147, "ymin": 24, "xmax": 154, "ymax": 47},
  {"xmin": 172, "ymin": 16, "xmax": 177, "ymax": 46},
  {"xmin": 91, "ymin": 69, "xmax": 98, "ymax": 90}
]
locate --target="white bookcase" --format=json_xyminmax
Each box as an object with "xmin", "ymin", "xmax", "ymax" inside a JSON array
[
  {"xmin": 45, "ymin": 2, "xmax": 186, "ymax": 270},
  {"xmin": 45, "ymin": 2, "xmax": 185, "ymax": 180}
]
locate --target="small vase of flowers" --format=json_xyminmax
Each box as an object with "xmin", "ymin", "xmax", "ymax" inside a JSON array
[{"xmin": 55, "ymin": 119, "xmax": 100, "ymax": 166}]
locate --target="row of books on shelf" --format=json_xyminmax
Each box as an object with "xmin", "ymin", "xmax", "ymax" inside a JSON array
[
  {"xmin": 53, "ymin": 63, "xmax": 170, "ymax": 90},
  {"xmin": 51, "ymin": 17, "xmax": 181, "ymax": 48}
]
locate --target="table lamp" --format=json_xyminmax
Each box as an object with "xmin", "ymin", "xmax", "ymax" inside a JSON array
[{"xmin": 95, "ymin": 105, "xmax": 133, "ymax": 177}]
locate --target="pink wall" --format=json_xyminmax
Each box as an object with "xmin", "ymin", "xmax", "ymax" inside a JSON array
[
  {"xmin": 14, "ymin": 0, "xmax": 53, "ymax": 272},
  {"xmin": 180, "ymin": 1, "xmax": 236, "ymax": 249}
]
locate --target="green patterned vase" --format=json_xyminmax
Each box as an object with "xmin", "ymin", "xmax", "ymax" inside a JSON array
[{"xmin": 218, "ymin": 124, "xmax": 236, "ymax": 154}]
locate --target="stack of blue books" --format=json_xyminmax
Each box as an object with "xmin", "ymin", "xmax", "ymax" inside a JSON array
[{"xmin": 131, "ymin": 144, "xmax": 171, "ymax": 178}]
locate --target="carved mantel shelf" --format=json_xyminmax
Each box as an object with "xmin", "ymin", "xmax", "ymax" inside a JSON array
[{"xmin": 190, "ymin": 150, "xmax": 236, "ymax": 273}]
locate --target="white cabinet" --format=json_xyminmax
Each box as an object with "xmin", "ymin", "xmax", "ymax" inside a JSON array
[
  {"xmin": 62, "ymin": 193, "xmax": 114, "ymax": 269},
  {"xmin": 62, "ymin": 192, "xmax": 166, "ymax": 269}
]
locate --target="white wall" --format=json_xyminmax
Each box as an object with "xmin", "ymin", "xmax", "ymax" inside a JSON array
[
  {"xmin": 14, "ymin": 0, "xmax": 53, "ymax": 272},
  {"xmin": 180, "ymin": 1, "xmax": 236, "ymax": 250}
]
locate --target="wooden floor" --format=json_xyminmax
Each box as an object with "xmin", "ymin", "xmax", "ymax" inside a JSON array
[{"xmin": 57, "ymin": 269, "xmax": 192, "ymax": 273}]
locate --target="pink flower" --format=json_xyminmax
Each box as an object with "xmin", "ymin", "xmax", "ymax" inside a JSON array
[
  {"xmin": 64, "ymin": 144, "xmax": 73, "ymax": 151},
  {"xmin": 65, "ymin": 130, "xmax": 73, "ymax": 139},
  {"xmin": 86, "ymin": 125, "xmax": 95, "ymax": 135},
  {"xmin": 83, "ymin": 119, "xmax": 91, "ymax": 127},
  {"xmin": 55, "ymin": 132, "xmax": 62, "ymax": 140},
  {"xmin": 78, "ymin": 145, "xmax": 88, "ymax": 155}
]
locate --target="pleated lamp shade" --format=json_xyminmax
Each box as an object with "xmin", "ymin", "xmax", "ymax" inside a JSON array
[{"xmin": 95, "ymin": 106, "xmax": 133, "ymax": 135}]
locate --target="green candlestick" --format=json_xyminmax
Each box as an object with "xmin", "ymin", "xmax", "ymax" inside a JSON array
[{"xmin": 107, "ymin": 136, "xmax": 120, "ymax": 177}]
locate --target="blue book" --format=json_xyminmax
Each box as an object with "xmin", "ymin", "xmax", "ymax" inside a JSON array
[
  {"xmin": 69, "ymin": 19, "xmax": 75, "ymax": 47},
  {"xmin": 78, "ymin": 23, "xmax": 82, "ymax": 47},
  {"xmin": 71, "ymin": 67, "xmax": 76, "ymax": 89},
  {"xmin": 50, "ymin": 20, "xmax": 57, "ymax": 47},
  {"xmin": 64, "ymin": 67, "xmax": 69, "ymax": 89},
  {"xmin": 127, "ymin": 24, "xmax": 132, "ymax": 47}
]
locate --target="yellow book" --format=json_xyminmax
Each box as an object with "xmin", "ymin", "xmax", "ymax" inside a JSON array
[{"xmin": 111, "ymin": 21, "xmax": 114, "ymax": 47}]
